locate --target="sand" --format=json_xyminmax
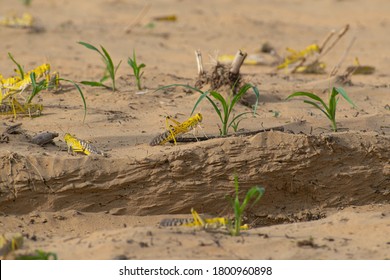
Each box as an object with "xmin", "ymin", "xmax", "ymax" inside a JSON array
[{"xmin": 0, "ymin": 0, "xmax": 389, "ymax": 259}]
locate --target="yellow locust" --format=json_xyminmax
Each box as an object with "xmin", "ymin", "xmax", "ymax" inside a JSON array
[
  {"xmin": 64, "ymin": 133, "xmax": 106, "ymax": 156},
  {"xmin": 159, "ymin": 208, "xmax": 248, "ymax": 230},
  {"xmin": 0, "ymin": 63, "xmax": 58, "ymax": 117},
  {"xmin": 150, "ymin": 113, "xmax": 203, "ymax": 146}
]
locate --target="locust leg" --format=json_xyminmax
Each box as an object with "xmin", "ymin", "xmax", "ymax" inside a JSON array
[
  {"xmin": 165, "ymin": 116, "xmax": 193, "ymax": 145},
  {"xmin": 190, "ymin": 208, "xmax": 205, "ymax": 227},
  {"xmin": 165, "ymin": 116, "xmax": 182, "ymax": 145},
  {"xmin": 11, "ymin": 99, "xmax": 27, "ymax": 119},
  {"xmin": 10, "ymin": 98, "xmax": 17, "ymax": 119}
]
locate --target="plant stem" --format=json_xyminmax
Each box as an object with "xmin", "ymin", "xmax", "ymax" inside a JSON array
[
  {"xmin": 195, "ymin": 49, "xmax": 204, "ymax": 75},
  {"xmin": 331, "ymin": 119, "xmax": 337, "ymax": 132},
  {"xmin": 230, "ymin": 50, "xmax": 247, "ymax": 75},
  {"xmin": 233, "ymin": 216, "xmax": 241, "ymax": 236}
]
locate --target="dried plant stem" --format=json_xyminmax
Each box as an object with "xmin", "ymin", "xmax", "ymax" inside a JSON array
[
  {"xmin": 330, "ymin": 36, "xmax": 357, "ymax": 77},
  {"xmin": 319, "ymin": 30, "xmax": 335, "ymax": 53},
  {"xmin": 230, "ymin": 50, "xmax": 247, "ymax": 75},
  {"xmin": 319, "ymin": 24, "xmax": 350, "ymax": 59},
  {"xmin": 124, "ymin": 3, "xmax": 151, "ymax": 33},
  {"xmin": 302, "ymin": 24, "xmax": 350, "ymax": 73},
  {"xmin": 195, "ymin": 50, "xmax": 204, "ymax": 75}
]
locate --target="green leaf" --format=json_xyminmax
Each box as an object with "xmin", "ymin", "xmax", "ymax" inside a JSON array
[
  {"xmin": 100, "ymin": 46, "xmax": 114, "ymax": 75},
  {"xmin": 230, "ymin": 84, "xmax": 252, "ymax": 114},
  {"xmin": 328, "ymin": 89, "xmax": 338, "ymax": 119},
  {"xmin": 78, "ymin": 42, "xmax": 119, "ymax": 91},
  {"xmin": 99, "ymin": 75, "xmax": 109, "ymax": 83},
  {"xmin": 128, "ymin": 58, "xmax": 135, "ymax": 68},
  {"xmin": 114, "ymin": 60, "xmax": 122, "ymax": 75},
  {"xmin": 194, "ymin": 90, "xmax": 224, "ymax": 122},
  {"xmin": 78, "ymin": 41, "xmax": 103, "ymax": 56},
  {"xmin": 228, "ymin": 111, "xmax": 252, "ymax": 129},
  {"xmin": 61, "ymin": 78, "xmax": 88, "ymax": 122},
  {"xmin": 334, "ymin": 87, "xmax": 356, "ymax": 108},
  {"xmin": 303, "ymin": 100, "xmax": 331, "ymax": 119},
  {"xmin": 80, "ymin": 81, "xmax": 107, "ymax": 87},
  {"xmin": 240, "ymin": 186, "xmax": 265, "ymax": 213},
  {"xmin": 8, "ymin": 52, "xmax": 25, "ymax": 80},
  {"xmin": 30, "ymin": 72, "xmax": 37, "ymax": 88},
  {"xmin": 287, "ymin": 91, "xmax": 329, "ymax": 112},
  {"xmin": 210, "ymin": 91, "xmax": 228, "ymax": 114}
]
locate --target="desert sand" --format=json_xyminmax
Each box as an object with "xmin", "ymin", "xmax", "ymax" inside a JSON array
[{"xmin": 0, "ymin": 0, "xmax": 389, "ymax": 259}]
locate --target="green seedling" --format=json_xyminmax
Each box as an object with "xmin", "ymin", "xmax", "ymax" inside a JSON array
[
  {"xmin": 28, "ymin": 73, "xmax": 87, "ymax": 122},
  {"xmin": 2, "ymin": 53, "xmax": 87, "ymax": 121},
  {"xmin": 27, "ymin": 72, "xmax": 47, "ymax": 103},
  {"xmin": 286, "ymin": 87, "xmax": 356, "ymax": 132},
  {"xmin": 230, "ymin": 114, "xmax": 246, "ymax": 133},
  {"xmin": 128, "ymin": 50, "xmax": 146, "ymax": 90},
  {"xmin": 228, "ymin": 175, "xmax": 265, "ymax": 236},
  {"xmin": 191, "ymin": 84, "xmax": 260, "ymax": 135},
  {"xmin": 16, "ymin": 249, "xmax": 57, "ymax": 260},
  {"xmin": 78, "ymin": 41, "xmax": 122, "ymax": 91},
  {"xmin": 156, "ymin": 83, "xmax": 259, "ymax": 136},
  {"xmin": 8, "ymin": 52, "xmax": 25, "ymax": 79}
]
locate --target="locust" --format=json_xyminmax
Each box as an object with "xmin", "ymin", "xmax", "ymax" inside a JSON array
[
  {"xmin": 277, "ymin": 44, "xmax": 321, "ymax": 70},
  {"xmin": 0, "ymin": 13, "xmax": 33, "ymax": 28},
  {"xmin": 0, "ymin": 98, "xmax": 42, "ymax": 117},
  {"xmin": 150, "ymin": 113, "xmax": 203, "ymax": 146},
  {"xmin": 64, "ymin": 133, "xmax": 106, "ymax": 156},
  {"xmin": 159, "ymin": 208, "xmax": 248, "ymax": 230},
  {"xmin": 0, "ymin": 63, "xmax": 58, "ymax": 118},
  {"xmin": 1, "ymin": 63, "xmax": 52, "ymax": 98}
]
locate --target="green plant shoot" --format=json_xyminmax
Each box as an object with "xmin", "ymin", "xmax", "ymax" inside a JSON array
[
  {"xmin": 191, "ymin": 84, "xmax": 260, "ymax": 135},
  {"xmin": 8, "ymin": 53, "xmax": 25, "ymax": 79},
  {"xmin": 27, "ymin": 72, "xmax": 46, "ymax": 103},
  {"xmin": 228, "ymin": 174, "xmax": 265, "ymax": 236},
  {"xmin": 128, "ymin": 50, "xmax": 146, "ymax": 90},
  {"xmin": 156, "ymin": 83, "xmax": 259, "ymax": 136},
  {"xmin": 286, "ymin": 87, "xmax": 356, "ymax": 132},
  {"xmin": 78, "ymin": 41, "xmax": 122, "ymax": 91},
  {"xmin": 28, "ymin": 73, "xmax": 88, "ymax": 122}
]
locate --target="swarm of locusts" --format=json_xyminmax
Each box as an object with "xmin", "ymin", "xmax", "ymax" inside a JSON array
[
  {"xmin": 150, "ymin": 113, "xmax": 203, "ymax": 146},
  {"xmin": 0, "ymin": 62, "xmax": 59, "ymax": 117}
]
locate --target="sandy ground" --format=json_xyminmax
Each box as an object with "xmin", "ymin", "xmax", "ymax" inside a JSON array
[{"xmin": 0, "ymin": 0, "xmax": 389, "ymax": 259}]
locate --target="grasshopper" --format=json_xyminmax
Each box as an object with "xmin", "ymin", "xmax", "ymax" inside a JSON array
[
  {"xmin": 0, "ymin": 13, "xmax": 33, "ymax": 28},
  {"xmin": 1, "ymin": 63, "xmax": 59, "ymax": 118},
  {"xmin": 1, "ymin": 63, "xmax": 52, "ymax": 96},
  {"xmin": 64, "ymin": 133, "xmax": 106, "ymax": 156},
  {"xmin": 159, "ymin": 208, "xmax": 248, "ymax": 230},
  {"xmin": 150, "ymin": 113, "xmax": 203, "ymax": 146},
  {"xmin": 277, "ymin": 44, "xmax": 320, "ymax": 70},
  {"xmin": 0, "ymin": 98, "xmax": 42, "ymax": 117}
]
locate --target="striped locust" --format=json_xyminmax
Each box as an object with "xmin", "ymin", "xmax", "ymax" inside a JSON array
[{"xmin": 150, "ymin": 113, "xmax": 203, "ymax": 146}]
